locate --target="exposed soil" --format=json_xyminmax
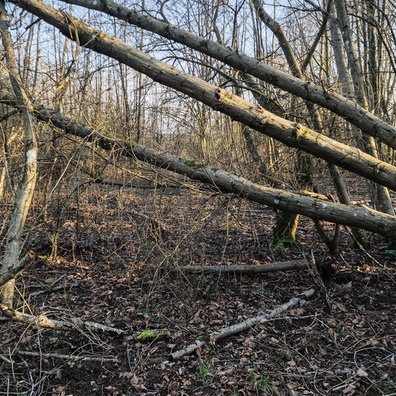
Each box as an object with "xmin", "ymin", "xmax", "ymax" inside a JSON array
[{"xmin": 1, "ymin": 182, "xmax": 395, "ymax": 395}]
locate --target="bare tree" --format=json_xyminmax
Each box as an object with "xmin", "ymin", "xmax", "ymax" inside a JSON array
[
  {"xmin": 0, "ymin": 0, "xmax": 38, "ymax": 307},
  {"xmin": 2, "ymin": 0, "xmax": 396, "ymax": 252},
  {"xmin": 333, "ymin": 0, "xmax": 394, "ymax": 216}
]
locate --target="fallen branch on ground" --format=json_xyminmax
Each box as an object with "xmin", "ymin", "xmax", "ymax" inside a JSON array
[
  {"xmin": 176, "ymin": 259, "xmax": 308, "ymax": 274},
  {"xmin": 0, "ymin": 305, "xmax": 125, "ymax": 335},
  {"xmin": 16, "ymin": 350, "xmax": 120, "ymax": 363},
  {"xmin": 170, "ymin": 288, "xmax": 315, "ymax": 361},
  {"xmin": 127, "ymin": 210, "xmax": 167, "ymax": 235},
  {"xmin": 0, "ymin": 355, "xmax": 12, "ymax": 364}
]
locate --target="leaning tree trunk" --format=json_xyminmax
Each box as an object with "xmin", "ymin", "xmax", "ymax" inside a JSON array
[
  {"xmin": 1, "ymin": 2, "xmax": 396, "ymax": 192},
  {"xmin": 4, "ymin": 1, "xmax": 396, "ymax": 189},
  {"xmin": 0, "ymin": 0, "xmax": 38, "ymax": 308},
  {"xmin": 51, "ymin": 0, "xmax": 396, "ymax": 149},
  {"xmin": 1, "ymin": 98, "xmax": 394, "ymax": 241},
  {"xmin": 8, "ymin": 0, "xmax": 396, "ymax": 151},
  {"xmin": 0, "ymin": 11, "xmax": 396, "ymax": 189}
]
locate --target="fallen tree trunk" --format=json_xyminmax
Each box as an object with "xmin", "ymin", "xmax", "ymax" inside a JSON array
[
  {"xmin": 56, "ymin": 0, "xmax": 396, "ymax": 151},
  {"xmin": 7, "ymin": 0, "xmax": 396, "ymax": 191},
  {"xmin": 0, "ymin": 94, "xmax": 394, "ymax": 239},
  {"xmin": 170, "ymin": 288, "xmax": 315, "ymax": 360},
  {"xmin": 175, "ymin": 259, "xmax": 308, "ymax": 273}
]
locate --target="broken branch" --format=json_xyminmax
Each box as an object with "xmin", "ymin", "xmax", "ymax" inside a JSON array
[
  {"xmin": 175, "ymin": 259, "xmax": 308, "ymax": 274},
  {"xmin": 0, "ymin": 305, "xmax": 125, "ymax": 335},
  {"xmin": 0, "ymin": 251, "xmax": 35, "ymax": 288},
  {"xmin": 16, "ymin": 350, "xmax": 120, "ymax": 363},
  {"xmin": 170, "ymin": 288, "xmax": 315, "ymax": 360}
]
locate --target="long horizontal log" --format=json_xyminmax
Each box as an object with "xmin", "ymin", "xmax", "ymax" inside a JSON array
[
  {"xmin": 176, "ymin": 260, "xmax": 308, "ymax": 273},
  {"xmin": 0, "ymin": 96, "xmax": 394, "ymax": 239},
  {"xmin": 7, "ymin": 0, "xmax": 396, "ymax": 192},
  {"xmin": 58, "ymin": 0, "xmax": 396, "ymax": 150}
]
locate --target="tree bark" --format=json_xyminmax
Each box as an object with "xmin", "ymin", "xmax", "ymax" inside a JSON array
[
  {"xmin": 1, "ymin": 97, "xmax": 394, "ymax": 240},
  {"xmin": 0, "ymin": 1, "xmax": 38, "ymax": 307},
  {"xmin": 46, "ymin": 0, "xmax": 396, "ymax": 150},
  {"xmin": 2, "ymin": 4, "xmax": 396, "ymax": 190}
]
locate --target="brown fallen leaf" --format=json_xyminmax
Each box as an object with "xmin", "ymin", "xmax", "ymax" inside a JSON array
[{"xmin": 356, "ymin": 368, "xmax": 368, "ymax": 377}]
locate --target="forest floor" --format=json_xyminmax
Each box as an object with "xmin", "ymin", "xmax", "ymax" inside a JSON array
[{"xmin": 1, "ymin": 179, "xmax": 395, "ymax": 396}]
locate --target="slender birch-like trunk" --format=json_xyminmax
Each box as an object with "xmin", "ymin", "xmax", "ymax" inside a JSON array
[{"xmin": 0, "ymin": 0, "xmax": 38, "ymax": 307}]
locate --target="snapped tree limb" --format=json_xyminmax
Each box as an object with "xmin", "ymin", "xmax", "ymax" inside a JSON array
[
  {"xmin": 170, "ymin": 288, "xmax": 315, "ymax": 360},
  {"xmin": 6, "ymin": 0, "xmax": 396, "ymax": 192},
  {"xmin": 16, "ymin": 350, "xmax": 120, "ymax": 363},
  {"xmin": 0, "ymin": 251, "xmax": 35, "ymax": 288},
  {"xmin": 175, "ymin": 259, "xmax": 308, "ymax": 274},
  {"xmin": 0, "ymin": 304, "xmax": 125, "ymax": 334}
]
